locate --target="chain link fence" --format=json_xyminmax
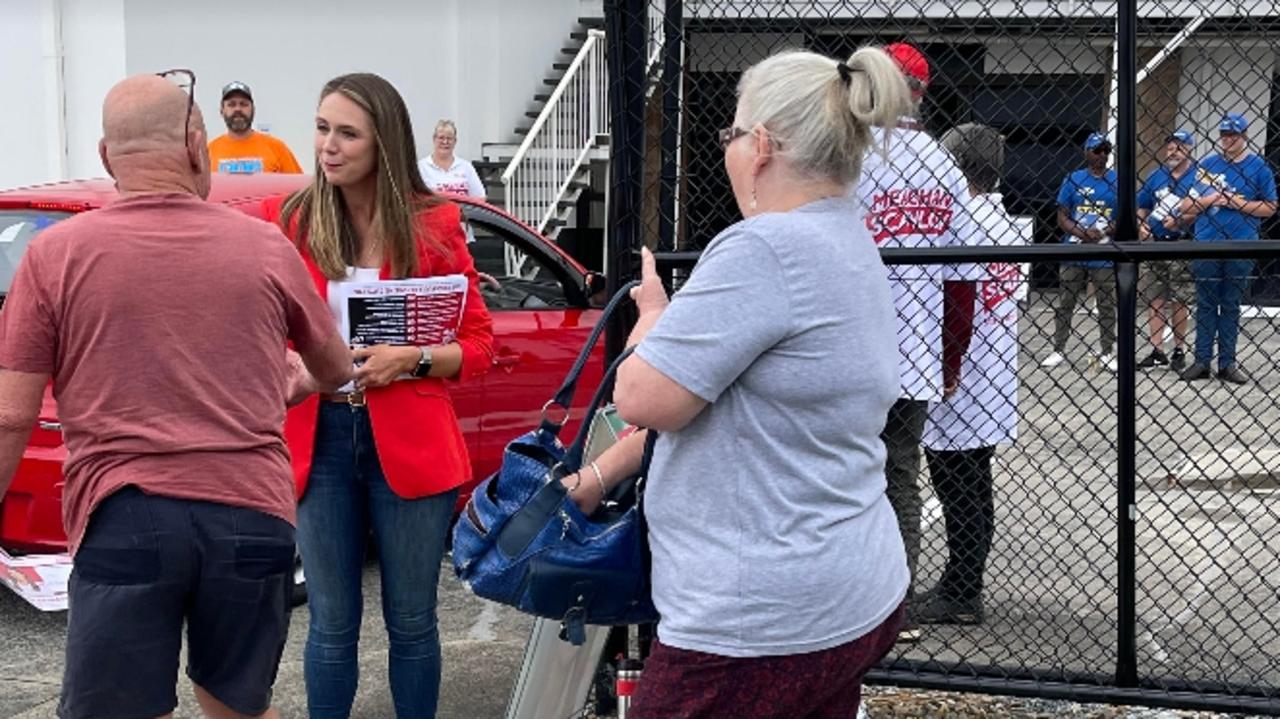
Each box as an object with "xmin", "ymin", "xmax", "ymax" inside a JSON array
[{"xmin": 602, "ymin": 0, "xmax": 1280, "ymax": 712}]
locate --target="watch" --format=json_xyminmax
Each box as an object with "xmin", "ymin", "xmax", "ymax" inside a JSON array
[{"xmin": 411, "ymin": 346, "xmax": 433, "ymax": 378}]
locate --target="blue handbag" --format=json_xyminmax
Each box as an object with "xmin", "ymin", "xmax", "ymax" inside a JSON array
[{"xmin": 451, "ymin": 282, "xmax": 659, "ymax": 645}]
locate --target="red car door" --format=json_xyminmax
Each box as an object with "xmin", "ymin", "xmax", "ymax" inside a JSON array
[{"xmin": 459, "ymin": 207, "xmax": 603, "ymax": 483}]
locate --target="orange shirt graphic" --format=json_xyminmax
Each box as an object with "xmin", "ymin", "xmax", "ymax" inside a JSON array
[{"xmin": 208, "ymin": 132, "xmax": 303, "ymax": 174}]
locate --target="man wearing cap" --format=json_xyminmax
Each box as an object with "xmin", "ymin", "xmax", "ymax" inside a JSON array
[
  {"xmin": 1041, "ymin": 132, "xmax": 1119, "ymax": 372},
  {"xmin": 1176, "ymin": 113, "xmax": 1277, "ymax": 384},
  {"xmin": 207, "ymin": 81, "xmax": 302, "ymax": 175},
  {"xmin": 856, "ymin": 41, "xmax": 983, "ymax": 642},
  {"xmin": 1135, "ymin": 130, "xmax": 1198, "ymax": 372}
]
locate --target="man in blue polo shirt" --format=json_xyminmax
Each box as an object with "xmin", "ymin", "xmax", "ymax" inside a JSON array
[
  {"xmin": 1177, "ymin": 113, "xmax": 1277, "ymax": 384},
  {"xmin": 1136, "ymin": 130, "xmax": 1197, "ymax": 372},
  {"xmin": 1042, "ymin": 132, "xmax": 1118, "ymax": 371}
]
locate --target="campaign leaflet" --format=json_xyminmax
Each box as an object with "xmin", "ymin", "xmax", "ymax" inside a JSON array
[
  {"xmin": 0, "ymin": 549, "xmax": 71, "ymax": 611},
  {"xmin": 337, "ymin": 275, "xmax": 468, "ymax": 348}
]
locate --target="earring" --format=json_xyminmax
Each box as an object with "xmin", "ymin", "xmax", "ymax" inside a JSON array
[{"xmin": 749, "ymin": 187, "xmax": 758, "ymax": 212}]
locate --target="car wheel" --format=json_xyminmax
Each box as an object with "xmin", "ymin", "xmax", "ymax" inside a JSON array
[{"xmin": 290, "ymin": 552, "xmax": 307, "ymax": 607}]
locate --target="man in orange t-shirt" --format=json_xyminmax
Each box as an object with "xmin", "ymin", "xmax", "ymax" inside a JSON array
[{"xmin": 207, "ymin": 81, "xmax": 303, "ymax": 174}]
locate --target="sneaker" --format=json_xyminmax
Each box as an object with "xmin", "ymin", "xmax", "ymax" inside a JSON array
[
  {"xmin": 1040, "ymin": 351, "xmax": 1066, "ymax": 368},
  {"xmin": 914, "ymin": 593, "xmax": 985, "ymax": 626},
  {"xmin": 1099, "ymin": 353, "xmax": 1118, "ymax": 372},
  {"xmin": 1217, "ymin": 364, "xmax": 1249, "ymax": 385},
  {"xmin": 1180, "ymin": 361, "xmax": 1212, "ymax": 381},
  {"xmin": 1137, "ymin": 349, "xmax": 1168, "ymax": 369},
  {"xmin": 1169, "ymin": 348, "xmax": 1187, "ymax": 372},
  {"xmin": 897, "ymin": 620, "xmax": 922, "ymax": 643}
]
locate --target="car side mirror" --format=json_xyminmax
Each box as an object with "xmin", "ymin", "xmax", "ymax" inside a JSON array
[{"xmin": 585, "ymin": 272, "xmax": 608, "ymax": 306}]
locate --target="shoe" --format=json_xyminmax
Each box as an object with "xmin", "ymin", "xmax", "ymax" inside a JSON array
[
  {"xmin": 1099, "ymin": 353, "xmax": 1118, "ymax": 372},
  {"xmin": 1180, "ymin": 361, "xmax": 1212, "ymax": 381},
  {"xmin": 897, "ymin": 619, "xmax": 922, "ymax": 643},
  {"xmin": 1040, "ymin": 351, "xmax": 1066, "ymax": 368},
  {"xmin": 914, "ymin": 593, "xmax": 985, "ymax": 626},
  {"xmin": 1217, "ymin": 364, "xmax": 1248, "ymax": 385},
  {"xmin": 1169, "ymin": 348, "xmax": 1186, "ymax": 372},
  {"xmin": 1137, "ymin": 349, "xmax": 1168, "ymax": 369}
]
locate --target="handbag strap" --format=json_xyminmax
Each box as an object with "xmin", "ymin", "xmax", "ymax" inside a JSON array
[
  {"xmin": 538, "ymin": 280, "xmax": 640, "ymax": 436},
  {"xmin": 561, "ymin": 345, "xmax": 636, "ymax": 471}
]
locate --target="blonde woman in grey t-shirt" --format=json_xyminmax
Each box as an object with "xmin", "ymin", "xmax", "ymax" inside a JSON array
[{"xmin": 559, "ymin": 46, "xmax": 912, "ymax": 717}]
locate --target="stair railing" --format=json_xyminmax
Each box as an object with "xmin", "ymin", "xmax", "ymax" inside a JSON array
[{"xmin": 501, "ymin": 29, "xmax": 608, "ymax": 238}]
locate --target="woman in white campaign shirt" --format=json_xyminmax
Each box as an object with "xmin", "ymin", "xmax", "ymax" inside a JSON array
[
  {"xmin": 854, "ymin": 85, "xmax": 985, "ymax": 644},
  {"xmin": 919, "ymin": 123, "xmax": 1022, "ymax": 627},
  {"xmin": 417, "ymin": 119, "xmax": 486, "ymax": 198}
]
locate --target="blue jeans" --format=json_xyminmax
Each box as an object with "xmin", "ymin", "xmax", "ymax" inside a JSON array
[
  {"xmin": 1191, "ymin": 259, "xmax": 1254, "ymax": 368},
  {"xmin": 296, "ymin": 402, "xmax": 459, "ymax": 719}
]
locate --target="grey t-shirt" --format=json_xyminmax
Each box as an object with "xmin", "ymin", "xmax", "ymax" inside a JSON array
[{"xmin": 636, "ymin": 196, "xmax": 909, "ymax": 658}]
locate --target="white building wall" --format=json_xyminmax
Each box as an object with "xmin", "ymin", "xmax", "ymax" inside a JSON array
[
  {"xmin": 1, "ymin": 0, "xmax": 592, "ymax": 187},
  {"xmin": 0, "ymin": 0, "xmax": 61, "ymax": 189},
  {"xmin": 61, "ymin": 0, "xmax": 127, "ymax": 180},
  {"xmin": 1176, "ymin": 44, "xmax": 1275, "ymax": 153}
]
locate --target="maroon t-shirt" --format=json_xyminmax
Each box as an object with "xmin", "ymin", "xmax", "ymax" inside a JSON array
[{"xmin": 0, "ymin": 193, "xmax": 337, "ymax": 554}]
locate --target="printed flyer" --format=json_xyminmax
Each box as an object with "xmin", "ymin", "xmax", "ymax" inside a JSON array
[
  {"xmin": 0, "ymin": 549, "xmax": 71, "ymax": 612},
  {"xmin": 337, "ymin": 275, "xmax": 468, "ymax": 348}
]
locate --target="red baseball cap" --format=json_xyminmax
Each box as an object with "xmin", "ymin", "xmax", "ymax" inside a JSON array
[{"xmin": 885, "ymin": 43, "xmax": 930, "ymax": 96}]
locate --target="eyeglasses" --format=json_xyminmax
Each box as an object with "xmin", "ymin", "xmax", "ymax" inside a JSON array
[
  {"xmin": 718, "ymin": 126, "xmax": 751, "ymax": 150},
  {"xmin": 1089, "ymin": 146, "xmax": 1112, "ymax": 155},
  {"xmin": 434, "ymin": 135, "xmax": 457, "ymax": 142},
  {"xmin": 156, "ymin": 69, "xmax": 196, "ymax": 140}
]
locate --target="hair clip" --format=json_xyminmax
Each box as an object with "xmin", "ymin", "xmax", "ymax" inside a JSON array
[{"xmin": 837, "ymin": 63, "xmax": 855, "ymax": 86}]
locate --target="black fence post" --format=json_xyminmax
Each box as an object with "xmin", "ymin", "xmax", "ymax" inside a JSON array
[
  {"xmin": 604, "ymin": 0, "xmax": 649, "ymax": 363},
  {"xmin": 658, "ymin": 0, "xmax": 683, "ymax": 253},
  {"xmin": 1114, "ymin": 0, "xmax": 1139, "ymax": 690},
  {"xmin": 1115, "ymin": 260, "xmax": 1139, "ymax": 688}
]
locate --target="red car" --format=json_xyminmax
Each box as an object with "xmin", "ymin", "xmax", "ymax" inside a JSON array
[{"xmin": 0, "ymin": 174, "xmax": 605, "ymax": 560}]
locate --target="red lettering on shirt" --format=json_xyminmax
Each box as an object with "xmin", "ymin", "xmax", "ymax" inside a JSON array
[
  {"xmin": 865, "ymin": 188, "xmax": 955, "ymax": 244},
  {"xmin": 980, "ymin": 262, "xmax": 1022, "ymax": 312}
]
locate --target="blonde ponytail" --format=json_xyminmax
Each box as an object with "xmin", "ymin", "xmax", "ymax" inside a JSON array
[
  {"xmin": 844, "ymin": 47, "xmax": 912, "ymax": 132},
  {"xmin": 735, "ymin": 46, "xmax": 911, "ymax": 187}
]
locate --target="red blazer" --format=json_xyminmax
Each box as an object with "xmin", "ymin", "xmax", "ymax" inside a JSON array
[{"xmin": 263, "ymin": 195, "xmax": 495, "ymax": 500}]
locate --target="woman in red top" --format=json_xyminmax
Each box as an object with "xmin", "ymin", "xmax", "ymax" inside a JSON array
[{"xmin": 266, "ymin": 73, "xmax": 493, "ymax": 719}]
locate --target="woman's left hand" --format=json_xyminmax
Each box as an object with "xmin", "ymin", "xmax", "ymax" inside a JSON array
[
  {"xmin": 631, "ymin": 247, "xmax": 669, "ymax": 318},
  {"xmin": 353, "ymin": 345, "xmax": 419, "ymax": 389}
]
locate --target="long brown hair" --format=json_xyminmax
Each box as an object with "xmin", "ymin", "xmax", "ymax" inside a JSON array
[{"xmin": 280, "ymin": 72, "xmax": 447, "ymax": 279}]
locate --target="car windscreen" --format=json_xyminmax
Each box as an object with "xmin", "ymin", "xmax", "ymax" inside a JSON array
[{"xmin": 0, "ymin": 210, "xmax": 72, "ymax": 294}]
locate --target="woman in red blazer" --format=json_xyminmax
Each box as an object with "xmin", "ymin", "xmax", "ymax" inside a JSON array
[{"xmin": 266, "ymin": 73, "xmax": 493, "ymax": 719}]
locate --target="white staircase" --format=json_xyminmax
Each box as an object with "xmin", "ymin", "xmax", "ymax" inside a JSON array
[{"xmin": 477, "ymin": 9, "xmax": 666, "ymax": 245}]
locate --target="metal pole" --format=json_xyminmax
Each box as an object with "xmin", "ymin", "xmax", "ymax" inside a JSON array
[
  {"xmin": 604, "ymin": 0, "xmax": 648, "ymax": 363},
  {"xmin": 1114, "ymin": 0, "xmax": 1139, "ymax": 690},
  {"xmin": 658, "ymin": 0, "xmax": 683, "ymax": 253}
]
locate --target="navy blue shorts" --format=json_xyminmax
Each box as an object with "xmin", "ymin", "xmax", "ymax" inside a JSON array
[{"xmin": 58, "ymin": 487, "xmax": 295, "ymax": 719}]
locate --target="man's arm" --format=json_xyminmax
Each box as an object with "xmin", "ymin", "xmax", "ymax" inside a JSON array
[
  {"xmin": 1221, "ymin": 194, "xmax": 1277, "ymax": 218},
  {"xmin": 296, "ymin": 333, "xmax": 353, "ymax": 396},
  {"xmin": 0, "ymin": 370, "xmax": 50, "ymax": 500},
  {"xmin": 1136, "ymin": 208, "xmax": 1153, "ymax": 240},
  {"xmin": 277, "ymin": 139, "xmax": 304, "ymax": 174},
  {"xmin": 1057, "ymin": 206, "xmax": 1094, "ymax": 242}
]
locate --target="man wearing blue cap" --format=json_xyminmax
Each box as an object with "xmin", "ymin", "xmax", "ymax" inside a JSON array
[
  {"xmin": 1135, "ymin": 130, "xmax": 1198, "ymax": 372},
  {"xmin": 1042, "ymin": 132, "xmax": 1118, "ymax": 371},
  {"xmin": 1176, "ymin": 113, "xmax": 1277, "ymax": 384}
]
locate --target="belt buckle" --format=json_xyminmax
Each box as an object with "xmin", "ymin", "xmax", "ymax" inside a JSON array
[{"xmin": 347, "ymin": 389, "xmax": 367, "ymax": 407}]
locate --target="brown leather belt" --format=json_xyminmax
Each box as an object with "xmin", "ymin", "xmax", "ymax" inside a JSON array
[{"xmin": 320, "ymin": 389, "xmax": 366, "ymax": 407}]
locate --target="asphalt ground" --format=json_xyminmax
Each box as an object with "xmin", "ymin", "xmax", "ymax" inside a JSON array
[{"xmin": 0, "ymin": 561, "xmax": 536, "ymax": 718}]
